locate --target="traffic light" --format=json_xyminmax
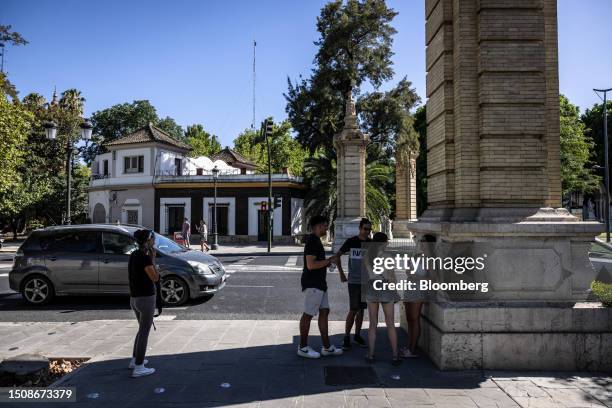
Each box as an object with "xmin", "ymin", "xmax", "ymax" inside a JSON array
[
  {"xmin": 264, "ymin": 119, "xmax": 274, "ymax": 137},
  {"xmin": 273, "ymin": 195, "xmax": 282, "ymax": 209}
]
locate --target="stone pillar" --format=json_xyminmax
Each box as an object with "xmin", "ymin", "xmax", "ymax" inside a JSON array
[
  {"xmin": 405, "ymin": 0, "xmax": 608, "ymax": 371},
  {"xmin": 393, "ymin": 153, "xmax": 417, "ymax": 238},
  {"xmin": 333, "ymin": 87, "xmax": 369, "ymax": 251}
]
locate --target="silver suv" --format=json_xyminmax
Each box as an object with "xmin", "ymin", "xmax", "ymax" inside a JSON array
[{"xmin": 9, "ymin": 224, "xmax": 227, "ymax": 306}]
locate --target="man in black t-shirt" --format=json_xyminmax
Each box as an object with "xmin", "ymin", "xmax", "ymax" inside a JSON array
[
  {"xmin": 297, "ymin": 215, "xmax": 343, "ymax": 359},
  {"xmin": 336, "ymin": 218, "xmax": 372, "ymax": 350}
]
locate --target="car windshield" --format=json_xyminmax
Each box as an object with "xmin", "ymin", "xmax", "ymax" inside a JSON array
[{"xmin": 154, "ymin": 233, "xmax": 186, "ymax": 253}]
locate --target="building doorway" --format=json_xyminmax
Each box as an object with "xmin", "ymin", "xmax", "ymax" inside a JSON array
[
  {"xmin": 166, "ymin": 205, "xmax": 185, "ymax": 235},
  {"xmin": 209, "ymin": 204, "xmax": 229, "ymax": 236},
  {"xmin": 257, "ymin": 210, "xmax": 271, "ymax": 241}
]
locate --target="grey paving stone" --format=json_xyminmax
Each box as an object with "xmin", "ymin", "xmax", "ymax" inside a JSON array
[
  {"xmin": 512, "ymin": 396, "xmax": 565, "ymax": 408},
  {"xmin": 345, "ymin": 395, "xmax": 391, "ymax": 407},
  {"xmin": 580, "ymin": 387, "xmax": 612, "ymax": 407},
  {"xmin": 543, "ymin": 388, "xmax": 607, "ymax": 407},
  {"xmin": 493, "ymin": 380, "xmax": 549, "ymax": 398},
  {"xmin": 464, "ymin": 387, "xmax": 520, "ymax": 408},
  {"xmin": 260, "ymin": 395, "xmax": 304, "ymax": 408},
  {"xmin": 384, "ymin": 387, "xmax": 434, "ymax": 404},
  {"xmin": 303, "ymin": 392, "xmax": 346, "ymax": 408}
]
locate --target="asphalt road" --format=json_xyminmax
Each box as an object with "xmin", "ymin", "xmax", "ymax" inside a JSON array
[
  {"xmin": 0, "ymin": 254, "xmax": 358, "ymax": 322},
  {"xmin": 1, "ymin": 249, "xmax": 611, "ymax": 323}
]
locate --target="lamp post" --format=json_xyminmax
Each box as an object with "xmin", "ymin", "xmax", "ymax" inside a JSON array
[
  {"xmin": 594, "ymin": 88, "xmax": 612, "ymax": 242},
  {"xmin": 211, "ymin": 165, "xmax": 219, "ymax": 250},
  {"xmin": 44, "ymin": 119, "xmax": 93, "ymax": 225}
]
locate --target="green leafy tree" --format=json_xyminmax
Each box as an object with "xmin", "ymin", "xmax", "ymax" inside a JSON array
[
  {"xmin": 559, "ymin": 95, "xmax": 600, "ymax": 201},
  {"xmin": 233, "ymin": 120, "xmax": 309, "ymax": 176},
  {"xmin": 582, "ymin": 99, "xmax": 612, "ymax": 191},
  {"xmin": 86, "ymin": 100, "xmax": 184, "ymax": 163},
  {"xmin": 185, "ymin": 124, "xmax": 222, "ymax": 157},
  {"xmin": 0, "ymin": 25, "xmax": 27, "ymax": 101},
  {"xmin": 285, "ymin": 0, "xmax": 398, "ymax": 154},
  {"xmin": 359, "ymin": 78, "xmax": 420, "ymax": 162},
  {"xmin": 157, "ymin": 116, "xmax": 185, "ymax": 141},
  {"xmin": 0, "ymin": 90, "xmax": 41, "ymax": 238}
]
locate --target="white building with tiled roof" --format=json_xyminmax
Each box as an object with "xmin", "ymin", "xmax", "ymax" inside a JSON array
[{"xmin": 88, "ymin": 124, "xmax": 306, "ymax": 243}]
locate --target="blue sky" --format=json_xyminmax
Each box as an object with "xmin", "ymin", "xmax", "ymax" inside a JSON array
[{"xmin": 2, "ymin": 0, "xmax": 611, "ymax": 147}]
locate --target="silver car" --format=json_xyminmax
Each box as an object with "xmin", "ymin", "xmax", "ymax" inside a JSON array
[{"xmin": 9, "ymin": 224, "xmax": 227, "ymax": 306}]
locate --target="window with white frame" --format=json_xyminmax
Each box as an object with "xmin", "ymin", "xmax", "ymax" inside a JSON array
[{"xmin": 124, "ymin": 156, "xmax": 144, "ymax": 174}]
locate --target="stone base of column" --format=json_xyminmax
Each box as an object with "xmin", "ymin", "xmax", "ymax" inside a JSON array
[
  {"xmin": 412, "ymin": 301, "xmax": 612, "ymax": 371},
  {"xmin": 332, "ymin": 217, "xmax": 362, "ymax": 253},
  {"xmin": 404, "ymin": 208, "xmax": 610, "ymax": 370},
  {"xmin": 392, "ymin": 218, "xmax": 417, "ymax": 239}
]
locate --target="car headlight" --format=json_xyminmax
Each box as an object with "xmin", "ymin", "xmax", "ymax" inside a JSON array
[
  {"xmin": 187, "ymin": 260, "xmax": 214, "ymax": 275},
  {"xmin": 208, "ymin": 262, "xmax": 224, "ymax": 275}
]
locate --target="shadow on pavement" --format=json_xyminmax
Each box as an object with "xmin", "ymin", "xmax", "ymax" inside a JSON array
[
  {"xmin": 0, "ymin": 294, "xmax": 210, "ymax": 312},
  {"xmin": 46, "ymin": 328, "xmax": 610, "ymax": 408}
]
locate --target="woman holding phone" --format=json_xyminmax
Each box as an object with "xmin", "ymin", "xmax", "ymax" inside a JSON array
[{"xmin": 128, "ymin": 229, "xmax": 160, "ymax": 378}]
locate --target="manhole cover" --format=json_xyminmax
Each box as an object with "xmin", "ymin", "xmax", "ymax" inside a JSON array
[{"xmin": 324, "ymin": 366, "xmax": 379, "ymax": 386}]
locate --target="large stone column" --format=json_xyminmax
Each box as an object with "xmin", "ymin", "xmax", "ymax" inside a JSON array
[
  {"xmin": 333, "ymin": 88, "xmax": 369, "ymax": 252},
  {"xmin": 405, "ymin": 0, "xmax": 609, "ymax": 370},
  {"xmin": 393, "ymin": 152, "xmax": 418, "ymax": 238}
]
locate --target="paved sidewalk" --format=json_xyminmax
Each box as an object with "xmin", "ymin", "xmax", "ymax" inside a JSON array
[{"xmin": 0, "ymin": 320, "xmax": 609, "ymax": 407}]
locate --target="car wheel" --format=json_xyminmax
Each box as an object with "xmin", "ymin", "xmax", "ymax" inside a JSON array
[
  {"xmin": 161, "ymin": 276, "xmax": 189, "ymax": 306},
  {"xmin": 21, "ymin": 275, "xmax": 55, "ymax": 305}
]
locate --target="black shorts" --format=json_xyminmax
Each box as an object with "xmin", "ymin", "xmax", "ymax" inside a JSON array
[{"xmin": 348, "ymin": 284, "xmax": 366, "ymax": 311}]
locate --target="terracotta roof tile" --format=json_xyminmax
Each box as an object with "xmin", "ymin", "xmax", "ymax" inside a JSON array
[
  {"xmin": 105, "ymin": 123, "xmax": 191, "ymax": 150},
  {"xmin": 212, "ymin": 147, "xmax": 258, "ymax": 170}
]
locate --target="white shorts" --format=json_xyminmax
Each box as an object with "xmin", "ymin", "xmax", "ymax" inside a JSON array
[{"xmin": 303, "ymin": 288, "xmax": 329, "ymax": 316}]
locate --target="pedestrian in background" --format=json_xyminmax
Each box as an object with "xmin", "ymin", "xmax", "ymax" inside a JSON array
[
  {"xmin": 128, "ymin": 229, "xmax": 160, "ymax": 378},
  {"xmin": 197, "ymin": 219, "xmax": 209, "ymax": 252},
  {"xmin": 181, "ymin": 217, "xmax": 191, "ymax": 248}
]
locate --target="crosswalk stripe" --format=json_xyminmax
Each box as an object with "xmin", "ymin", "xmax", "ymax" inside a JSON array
[{"xmin": 285, "ymin": 255, "xmax": 298, "ymax": 267}]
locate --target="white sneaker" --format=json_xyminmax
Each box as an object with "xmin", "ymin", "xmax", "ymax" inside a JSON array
[
  {"xmin": 131, "ymin": 365, "xmax": 156, "ymax": 378},
  {"xmin": 128, "ymin": 358, "xmax": 148, "ymax": 369},
  {"xmin": 297, "ymin": 346, "xmax": 321, "ymax": 359},
  {"xmin": 321, "ymin": 345, "xmax": 343, "ymax": 356}
]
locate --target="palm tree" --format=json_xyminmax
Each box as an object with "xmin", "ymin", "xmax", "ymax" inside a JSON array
[
  {"xmin": 58, "ymin": 89, "xmax": 85, "ymax": 116},
  {"xmin": 303, "ymin": 149, "xmax": 393, "ymax": 228}
]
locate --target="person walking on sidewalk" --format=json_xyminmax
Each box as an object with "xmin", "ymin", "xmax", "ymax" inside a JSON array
[
  {"xmin": 197, "ymin": 219, "xmax": 209, "ymax": 252},
  {"xmin": 335, "ymin": 218, "xmax": 372, "ymax": 350},
  {"xmin": 182, "ymin": 217, "xmax": 191, "ymax": 248},
  {"xmin": 128, "ymin": 229, "xmax": 160, "ymax": 378},
  {"xmin": 298, "ymin": 215, "xmax": 343, "ymax": 359}
]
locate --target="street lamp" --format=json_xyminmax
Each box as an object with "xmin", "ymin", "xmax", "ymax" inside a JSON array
[
  {"xmin": 211, "ymin": 165, "xmax": 219, "ymax": 250},
  {"xmin": 594, "ymin": 88, "xmax": 612, "ymax": 242},
  {"xmin": 44, "ymin": 118, "xmax": 93, "ymax": 225}
]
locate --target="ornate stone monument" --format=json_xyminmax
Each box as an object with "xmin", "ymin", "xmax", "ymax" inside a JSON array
[
  {"xmin": 394, "ymin": 152, "xmax": 417, "ymax": 238},
  {"xmin": 398, "ymin": 0, "xmax": 611, "ymax": 370},
  {"xmin": 333, "ymin": 86, "xmax": 369, "ymax": 252}
]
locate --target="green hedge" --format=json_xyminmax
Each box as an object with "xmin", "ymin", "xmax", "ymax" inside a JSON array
[{"xmin": 591, "ymin": 281, "xmax": 612, "ymax": 307}]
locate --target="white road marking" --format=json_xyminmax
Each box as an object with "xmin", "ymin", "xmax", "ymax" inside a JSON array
[
  {"xmin": 225, "ymin": 265, "xmax": 302, "ymax": 274},
  {"xmin": 0, "ymin": 273, "xmax": 8, "ymax": 277},
  {"xmin": 285, "ymin": 255, "xmax": 298, "ymax": 267},
  {"xmin": 226, "ymin": 285, "xmax": 275, "ymax": 288},
  {"xmin": 155, "ymin": 315, "xmax": 176, "ymax": 320}
]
